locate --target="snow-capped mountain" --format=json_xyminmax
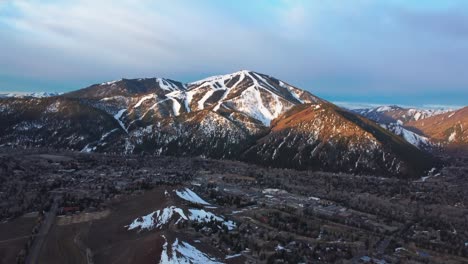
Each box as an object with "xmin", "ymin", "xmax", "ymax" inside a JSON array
[
  {"xmin": 406, "ymin": 107, "xmax": 468, "ymax": 146},
  {"xmin": 353, "ymin": 105, "xmax": 467, "ymax": 148},
  {"xmin": 0, "ymin": 91, "xmax": 61, "ymax": 98},
  {"xmin": 0, "ymin": 71, "xmax": 438, "ymax": 177},
  {"xmin": 185, "ymin": 70, "xmax": 321, "ymax": 126},
  {"xmin": 66, "ymin": 70, "xmax": 322, "ymax": 135},
  {"xmin": 354, "ymin": 105, "xmax": 451, "ymax": 124}
]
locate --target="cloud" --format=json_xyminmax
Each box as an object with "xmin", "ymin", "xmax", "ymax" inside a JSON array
[
  {"xmin": 0, "ymin": 1, "xmax": 280, "ymax": 78},
  {"xmin": 0, "ymin": 0, "xmax": 467, "ymax": 107}
]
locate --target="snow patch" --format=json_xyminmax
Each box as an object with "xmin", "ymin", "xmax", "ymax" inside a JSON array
[
  {"xmin": 176, "ymin": 188, "xmax": 210, "ymax": 205},
  {"xmin": 114, "ymin": 109, "xmax": 128, "ymax": 133},
  {"xmin": 157, "ymin": 78, "xmax": 181, "ymax": 91},
  {"xmin": 126, "ymin": 206, "xmax": 187, "ymax": 231},
  {"xmin": 160, "ymin": 236, "xmax": 222, "ymax": 264},
  {"xmin": 169, "ymin": 98, "xmax": 181, "ymax": 116},
  {"xmin": 134, "ymin": 94, "xmax": 156, "ymax": 108},
  {"xmin": 100, "ymin": 79, "xmax": 121, "ymax": 86},
  {"xmin": 380, "ymin": 123, "xmax": 430, "ymax": 148},
  {"xmin": 225, "ymin": 253, "xmax": 242, "ymax": 259},
  {"xmin": 189, "ymin": 70, "xmax": 250, "ymax": 86},
  {"xmin": 198, "ymin": 89, "xmax": 215, "ymax": 110},
  {"xmin": 235, "ymin": 86, "xmax": 274, "ymax": 126},
  {"xmin": 188, "ymin": 209, "xmax": 236, "ymax": 230},
  {"xmin": 448, "ymin": 131, "xmax": 457, "ymax": 142}
]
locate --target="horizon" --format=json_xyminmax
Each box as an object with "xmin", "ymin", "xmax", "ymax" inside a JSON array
[
  {"xmin": 1, "ymin": 1, "xmax": 468, "ymax": 107},
  {"xmin": 0, "ymin": 69, "xmax": 464, "ymax": 110}
]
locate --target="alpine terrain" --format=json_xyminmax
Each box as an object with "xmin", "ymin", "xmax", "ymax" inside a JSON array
[
  {"xmin": 354, "ymin": 105, "xmax": 468, "ymax": 150},
  {"xmin": 0, "ymin": 71, "xmax": 436, "ymax": 178}
]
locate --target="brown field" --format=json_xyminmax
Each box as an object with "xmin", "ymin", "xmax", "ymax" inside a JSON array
[
  {"xmin": 0, "ymin": 215, "xmax": 37, "ymax": 264},
  {"xmin": 38, "ymin": 186, "xmax": 185, "ymax": 264},
  {"xmin": 57, "ymin": 210, "xmax": 111, "ymax": 226}
]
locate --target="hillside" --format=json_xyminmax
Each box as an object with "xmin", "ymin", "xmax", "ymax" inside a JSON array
[{"xmin": 0, "ymin": 71, "xmax": 439, "ymax": 177}]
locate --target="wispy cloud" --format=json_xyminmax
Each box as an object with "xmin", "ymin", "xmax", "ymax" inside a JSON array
[{"xmin": 0, "ymin": 0, "xmax": 467, "ymax": 106}]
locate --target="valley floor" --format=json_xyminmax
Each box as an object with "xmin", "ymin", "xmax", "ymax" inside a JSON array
[{"xmin": 0, "ymin": 148, "xmax": 468, "ymax": 263}]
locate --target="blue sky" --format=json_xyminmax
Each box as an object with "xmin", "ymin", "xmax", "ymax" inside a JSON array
[{"xmin": 1, "ymin": 0, "xmax": 467, "ymax": 108}]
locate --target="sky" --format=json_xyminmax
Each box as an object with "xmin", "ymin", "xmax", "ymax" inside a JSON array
[{"xmin": 0, "ymin": 0, "xmax": 467, "ymax": 108}]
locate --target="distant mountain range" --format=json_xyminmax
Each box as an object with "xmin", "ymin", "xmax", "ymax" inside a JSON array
[
  {"xmin": 0, "ymin": 92, "xmax": 61, "ymax": 98},
  {"xmin": 2, "ymin": 70, "xmax": 464, "ymax": 177},
  {"xmin": 353, "ymin": 105, "xmax": 467, "ymax": 149}
]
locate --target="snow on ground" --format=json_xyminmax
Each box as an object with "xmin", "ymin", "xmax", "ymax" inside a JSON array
[
  {"xmin": 100, "ymin": 128, "xmax": 119, "ymax": 141},
  {"xmin": 187, "ymin": 70, "xmax": 312, "ymax": 126},
  {"xmin": 184, "ymin": 91, "xmax": 194, "ymax": 113},
  {"xmin": 133, "ymin": 94, "xmax": 156, "ymax": 108},
  {"xmin": 114, "ymin": 109, "xmax": 128, "ymax": 133},
  {"xmin": 354, "ymin": 105, "xmax": 453, "ymax": 121},
  {"xmin": 126, "ymin": 206, "xmax": 187, "ymax": 231},
  {"xmin": 449, "ymin": 131, "xmax": 457, "ymax": 142},
  {"xmin": 45, "ymin": 101, "xmax": 61, "ymax": 113},
  {"xmin": 164, "ymin": 91, "xmax": 185, "ymax": 116},
  {"xmin": 263, "ymin": 188, "xmax": 288, "ymax": 195},
  {"xmin": 80, "ymin": 128, "xmax": 119, "ymax": 153},
  {"xmin": 0, "ymin": 92, "xmax": 61, "ymax": 98},
  {"xmin": 188, "ymin": 70, "xmax": 250, "ymax": 86},
  {"xmin": 160, "ymin": 236, "xmax": 222, "ymax": 264},
  {"xmin": 80, "ymin": 144, "xmax": 95, "ymax": 153},
  {"xmin": 157, "ymin": 78, "xmax": 180, "ymax": 91},
  {"xmin": 192, "ymin": 70, "xmax": 247, "ymax": 112},
  {"xmin": 212, "ymin": 89, "xmax": 230, "ymax": 112},
  {"xmin": 279, "ymin": 81, "xmax": 303, "ymax": 103},
  {"xmin": 188, "ymin": 209, "xmax": 236, "ymax": 230},
  {"xmin": 197, "ymin": 89, "xmax": 215, "ymax": 110},
  {"xmin": 376, "ymin": 106, "xmax": 392, "ymax": 112},
  {"xmin": 225, "ymin": 253, "xmax": 242, "ymax": 259},
  {"xmin": 176, "ymin": 188, "xmax": 210, "ymax": 205},
  {"xmin": 235, "ymin": 86, "xmax": 275, "ymax": 126},
  {"xmin": 169, "ymin": 98, "xmax": 181, "ymax": 116},
  {"xmin": 126, "ymin": 191, "xmax": 235, "ymax": 232},
  {"xmin": 414, "ymin": 112, "xmax": 422, "ymax": 121},
  {"xmin": 100, "ymin": 79, "xmax": 122, "ymax": 86},
  {"xmin": 380, "ymin": 123, "xmax": 430, "ymax": 148},
  {"xmin": 126, "ymin": 206, "xmax": 235, "ymax": 232},
  {"xmin": 251, "ymin": 72, "xmax": 278, "ymax": 92}
]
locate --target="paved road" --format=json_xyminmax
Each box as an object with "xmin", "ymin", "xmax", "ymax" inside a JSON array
[{"xmin": 25, "ymin": 197, "xmax": 60, "ymax": 264}]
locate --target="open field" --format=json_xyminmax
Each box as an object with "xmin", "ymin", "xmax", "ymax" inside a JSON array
[{"xmin": 0, "ymin": 215, "xmax": 37, "ymax": 264}]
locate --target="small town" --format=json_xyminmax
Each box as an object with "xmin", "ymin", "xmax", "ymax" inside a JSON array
[{"xmin": 1, "ymin": 148, "xmax": 467, "ymax": 263}]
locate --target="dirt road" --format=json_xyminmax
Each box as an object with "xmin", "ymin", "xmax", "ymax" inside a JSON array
[{"xmin": 25, "ymin": 197, "xmax": 59, "ymax": 264}]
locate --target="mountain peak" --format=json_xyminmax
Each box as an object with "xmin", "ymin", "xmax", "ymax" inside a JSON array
[{"xmin": 188, "ymin": 70, "xmax": 254, "ymax": 86}]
